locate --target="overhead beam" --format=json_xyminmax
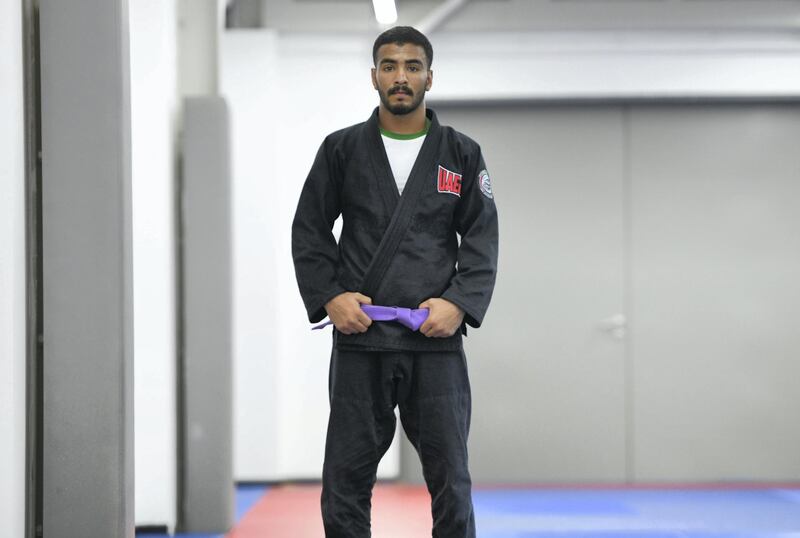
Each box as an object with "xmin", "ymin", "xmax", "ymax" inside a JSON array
[{"xmin": 415, "ymin": 0, "xmax": 470, "ymax": 34}]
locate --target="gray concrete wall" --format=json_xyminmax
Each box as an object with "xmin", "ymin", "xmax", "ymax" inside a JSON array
[{"xmin": 39, "ymin": 0, "xmax": 134, "ymax": 536}]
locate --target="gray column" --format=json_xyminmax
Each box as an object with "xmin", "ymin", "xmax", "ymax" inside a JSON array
[
  {"xmin": 178, "ymin": 97, "xmax": 234, "ymax": 533},
  {"xmin": 39, "ymin": 1, "xmax": 134, "ymax": 537}
]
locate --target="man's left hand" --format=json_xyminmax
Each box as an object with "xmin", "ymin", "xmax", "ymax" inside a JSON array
[{"xmin": 418, "ymin": 298, "xmax": 465, "ymax": 338}]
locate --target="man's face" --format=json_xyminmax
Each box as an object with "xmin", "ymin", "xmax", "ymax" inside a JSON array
[{"xmin": 371, "ymin": 43, "xmax": 432, "ymax": 116}]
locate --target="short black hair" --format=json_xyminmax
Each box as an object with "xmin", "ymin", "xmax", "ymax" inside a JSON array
[{"xmin": 372, "ymin": 26, "xmax": 433, "ymax": 69}]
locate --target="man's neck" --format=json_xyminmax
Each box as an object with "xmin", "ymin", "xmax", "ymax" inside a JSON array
[{"xmin": 378, "ymin": 103, "xmax": 427, "ymax": 135}]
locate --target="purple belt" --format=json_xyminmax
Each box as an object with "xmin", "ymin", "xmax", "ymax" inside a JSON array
[{"xmin": 312, "ymin": 305, "xmax": 429, "ymax": 332}]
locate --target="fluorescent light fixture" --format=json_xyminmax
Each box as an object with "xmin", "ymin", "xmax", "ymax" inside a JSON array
[{"xmin": 372, "ymin": 0, "xmax": 397, "ymax": 25}]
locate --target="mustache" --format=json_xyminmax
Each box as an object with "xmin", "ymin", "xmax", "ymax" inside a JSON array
[{"xmin": 389, "ymin": 85, "xmax": 413, "ymax": 96}]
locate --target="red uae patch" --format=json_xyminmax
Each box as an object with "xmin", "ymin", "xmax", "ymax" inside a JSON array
[{"xmin": 437, "ymin": 165, "xmax": 462, "ymax": 197}]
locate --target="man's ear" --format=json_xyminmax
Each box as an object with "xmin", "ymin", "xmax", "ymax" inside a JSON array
[
  {"xmin": 371, "ymin": 67, "xmax": 378, "ymax": 90},
  {"xmin": 426, "ymin": 69, "xmax": 433, "ymax": 91}
]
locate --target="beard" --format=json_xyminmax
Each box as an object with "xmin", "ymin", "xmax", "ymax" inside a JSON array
[{"xmin": 379, "ymin": 85, "xmax": 426, "ymax": 116}]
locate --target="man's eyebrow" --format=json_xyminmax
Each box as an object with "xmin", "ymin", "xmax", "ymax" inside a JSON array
[{"xmin": 379, "ymin": 58, "xmax": 424, "ymax": 66}]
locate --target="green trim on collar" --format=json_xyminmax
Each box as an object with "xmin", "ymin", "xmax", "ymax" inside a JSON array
[{"xmin": 380, "ymin": 117, "xmax": 431, "ymax": 140}]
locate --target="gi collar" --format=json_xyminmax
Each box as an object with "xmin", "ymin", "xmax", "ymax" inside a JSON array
[{"xmin": 366, "ymin": 106, "xmax": 440, "ymax": 140}]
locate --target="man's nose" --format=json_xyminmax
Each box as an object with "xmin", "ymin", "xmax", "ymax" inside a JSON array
[{"xmin": 394, "ymin": 67, "xmax": 408, "ymax": 84}]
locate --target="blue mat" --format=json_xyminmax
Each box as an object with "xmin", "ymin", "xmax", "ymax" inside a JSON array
[{"xmin": 473, "ymin": 488, "xmax": 800, "ymax": 537}]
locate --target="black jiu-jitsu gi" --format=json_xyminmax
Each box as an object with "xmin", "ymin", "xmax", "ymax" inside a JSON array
[{"xmin": 292, "ymin": 107, "xmax": 498, "ymax": 538}]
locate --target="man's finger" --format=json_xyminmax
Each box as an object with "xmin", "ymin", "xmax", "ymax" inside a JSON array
[
  {"xmin": 424, "ymin": 321, "xmax": 440, "ymax": 337},
  {"xmin": 355, "ymin": 293, "xmax": 372, "ymax": 304},
  {"xmin": 419, "ymin": 319, "xmax": 431, "ymax": 334},
  {"xmin": 418, "ymin": 299, "xmax": 431, "ymax": 309},
  {"xmin": 357, "ymin": 311, "xmax": 372, "ymax": 327}
]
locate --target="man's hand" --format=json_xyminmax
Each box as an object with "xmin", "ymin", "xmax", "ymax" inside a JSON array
[
  {"xmin": 418, "ymin": 298, "xmax": 464, "ymax": 338},
  {"xmin": 325, "ymin": 292, "xmax": 373, "ymax": 335}
]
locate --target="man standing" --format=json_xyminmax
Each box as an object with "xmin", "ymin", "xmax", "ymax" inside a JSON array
[{"xmin": 292, "ymin": 26, "xmax": 498, "ymax": 537}]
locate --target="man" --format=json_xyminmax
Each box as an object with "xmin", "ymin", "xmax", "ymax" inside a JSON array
[{"xmin": 292, "ymin": 26, "xmax": 498, "ymax": 537}]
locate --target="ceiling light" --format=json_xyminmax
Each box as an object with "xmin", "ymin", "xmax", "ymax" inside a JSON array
[{"xmin": 373, "ymin": 0, "xmax": 398, "ymax": 25}]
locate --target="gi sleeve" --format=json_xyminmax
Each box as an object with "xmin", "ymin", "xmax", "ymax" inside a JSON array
[
  {"xmin": 441, "ymin": 147, "xmax": 499, "ymax": 328},
  {"xmin": 291, "ymin": 138, "xmax": 347, "ymax": 323}
]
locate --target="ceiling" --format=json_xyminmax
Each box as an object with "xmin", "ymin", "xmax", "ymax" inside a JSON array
[{"xmin": 226, "ymin": 0, "xmax": 800, "ymax": 32}]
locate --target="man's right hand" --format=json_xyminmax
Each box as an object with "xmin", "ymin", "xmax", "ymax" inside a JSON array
[{"xmin": 324, "ymin": 292, "xmax": 373, "ymax": 334}]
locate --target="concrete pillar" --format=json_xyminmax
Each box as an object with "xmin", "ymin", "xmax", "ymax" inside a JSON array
[
  {"xmin": 178, "ymin": 96, "xmax": 234, "ymax": 533},
  {"xmin": 39, "ymin": 0, "xmax": 134, "ymax": 536}
]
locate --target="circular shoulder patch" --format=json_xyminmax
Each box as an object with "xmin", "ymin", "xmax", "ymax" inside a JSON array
[{"xmin": 478, "ymin": 169, "xmax": 493, "ymax": 199}]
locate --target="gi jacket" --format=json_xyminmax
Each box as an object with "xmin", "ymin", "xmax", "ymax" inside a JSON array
[{"xmin": 292, "ymin": 107, "xmax": 498, "ymax": 352}]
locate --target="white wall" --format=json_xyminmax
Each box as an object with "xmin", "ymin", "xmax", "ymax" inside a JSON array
[
  {"xmin": 258, "ymin": 0, "xmax": 800, "ymax": 33},
  {"xmin": 0, "ymin": 1, "xmax": 27, "ymax": 537},
  {"xmin": 221, "ymin": 32, "xmax": 280, "ymax": 480},
  {"xmin": 177, "ymin": 0, "xmax": 224, "ymax": 96},
  {"xmin": 221, "ymin": 31, "xmax": 401, "ymax": 480},
  {"xmin": 220, "ymin": 28, "xmax": 800, "ymax": 480},
  {"xmin": 130, "ymin": 0, "xmax": 179, "ymax": 530},
  {"xmin": 430, "ymin": 31, "xmax": 800, "ymax": 102}
]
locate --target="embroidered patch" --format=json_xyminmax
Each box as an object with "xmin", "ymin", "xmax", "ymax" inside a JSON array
[
  {"xmin": 478, "ymin": 169, "xmax": 493, "ymax": 199},
  {"xmin": 437, "ymin": 165, "xmax": 462, "ymax": 197}
]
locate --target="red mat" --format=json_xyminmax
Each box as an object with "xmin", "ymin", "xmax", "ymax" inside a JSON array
[{"xmin": 227, "ymin": 484, "xmax": 432, "ymax": 538}]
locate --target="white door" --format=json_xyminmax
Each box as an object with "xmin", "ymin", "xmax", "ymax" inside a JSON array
[
  {"xmin": 630, "ymin": 103, "xmax": 800, "ymax": 481},
  {"xmin": 403, "ymin": 102, "xmax": 800, "ymax": 484}
]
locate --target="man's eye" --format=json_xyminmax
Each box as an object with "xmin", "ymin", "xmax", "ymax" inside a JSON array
[
  {"xmin": 383, "ymin": 65, "xmax": 393, "ymax": 71},
  {"xmin": 408, "ymin": 66, "xmax": 419, "ymax": 72}
]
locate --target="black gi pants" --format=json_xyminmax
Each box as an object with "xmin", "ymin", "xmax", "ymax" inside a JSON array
[{"xmin": 321, "ymin": 347, "xmax": 476, "ymax": 538}]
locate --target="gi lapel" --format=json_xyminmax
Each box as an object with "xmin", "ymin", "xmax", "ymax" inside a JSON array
[
  {"xmin": 360, "ymin": 107, "xmax": 442, "ymax": 299},
  {"xmin": 365, "ymin": 107, "xmax": 401, "ymax": 213}
]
